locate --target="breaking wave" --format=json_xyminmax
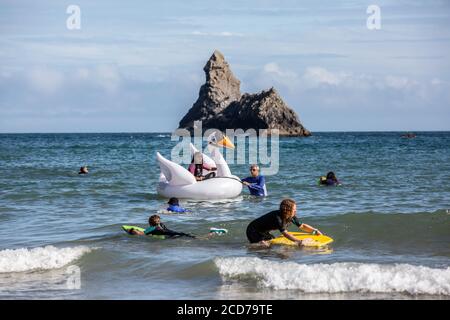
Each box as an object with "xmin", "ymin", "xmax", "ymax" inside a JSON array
[
  {"xmin": 215, "ymin": 257, "xmax": 450, "ymax": 295},
  {"xmin": 0, "ymin": 246, "xmax": 92, "ymax": 273}
]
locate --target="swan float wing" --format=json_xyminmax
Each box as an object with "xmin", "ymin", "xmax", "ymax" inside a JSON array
[{"xmin": 156, "ymin": 152, "xmax": 197, "ymax": 186}]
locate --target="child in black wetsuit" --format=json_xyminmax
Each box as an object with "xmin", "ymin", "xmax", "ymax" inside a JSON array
[
  {"xmin": 246, "ymin": 199, "xmax": 323, "ymax": 247},
  {"xmin": 129, "ymin": 215, "xmax": 195, "ymax": 238}
]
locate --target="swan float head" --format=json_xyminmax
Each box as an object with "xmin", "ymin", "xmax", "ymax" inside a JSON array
[{"xmin": 207, "ymin": 130, "xmax": 235, "ymax": 149}]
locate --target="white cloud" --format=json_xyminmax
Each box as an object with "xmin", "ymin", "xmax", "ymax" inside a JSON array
[
  {"xmin": 1, "ymin": 70, "xmax": 13, "ymax": 79},
  {"xmin": 260, "ymin": 64, "xmax": 354, "ymax": 92},
  {"xmin": 73, "ymin": 65, "xmax": 122, "ymax": 93},
  {"xmin": 252, "ymin": 62, "xmax": 450, "ymax": 115},
  {"xmin": 303, "ymin": 67, "xmax": 344, "ymax": 86},
  {"xmin": 74, "ymin": 68, "xmax": 90, "ymax": 80},
  {"xmin": 384, "ymin": 75, "xmax": 417, "ymax": 90},
  {"xmin": 431, "ymin": 78, "xmax": 442, "ymax": 86},
  {"xmin": 263, "ymin": 62, "xmax": 297, "ymax": 78},
  {"xmin": 27, "ymin": 67, "xmax": 64, "ymax": 94},
  {"xmin": 301, "ymin": 67, "xmax": 421, "ymax": 93},
  {"xmin": 93, "ymin": 65, "xmax": 121, "ymax": 93},
  {"xmin": 191, "ymin": 31, "xmax": 244, "ymax": 37},
  {"xmin": 218, "ymin": 31, "xmax": 236, "ymax": 37},
  {"xmin": 256, "ymin": 62, "xmax": 300, "ymax": 92},
  {"xmin": 24, "ymin": 65, "xmax": 121, "ymax": 96}
]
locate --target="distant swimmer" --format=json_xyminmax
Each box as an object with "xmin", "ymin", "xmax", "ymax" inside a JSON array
[
  {"xmin": 241, "ymin": 164, "xmax": 267, "ymax": 197},
  {"xmin": 402, "ymin": 132, "xmax": 416, "ymax": 138},
  {"xmin": 127, "ymin": 215, "xmax": 195, "ymax": 238},
  {"xmin": 167, "ymin": 197, "xmax": 189, "ymax": 213},
  {"xmin": 78, "ymin": 166, "xmax": 88, "ymax": 174},
  {"xmin": 188, "ymin": 152, "xmax": 217, "ymax": 181},
  {"xmin": 246, "ymin": 198, "xmax": 323, "ymax": 247},
  {"xmin": 319, "ymin": 171, "xmax": 340, "ymax": 186}
]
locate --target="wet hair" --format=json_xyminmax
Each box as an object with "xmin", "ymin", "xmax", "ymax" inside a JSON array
[
  {"xmin": 168, "ymin": 197, "xmax": 179, "ymax": 205},
  {"xmin": 79, "ymin": 166, "xmax": 88, "ymax": 174},
  {"xmin": 326, "ymin": 171, "xmax": 337, "ymax": 181},
  {"xmin": 149, "ymin": 215, "xmax": 160, "ymax": 226},
  {"xmin": 280, "ymin": 198, "xmax": 296, "ymax": 222}
]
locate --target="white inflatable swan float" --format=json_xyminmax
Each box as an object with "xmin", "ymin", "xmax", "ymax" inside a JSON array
[{"xmin": 156, "ymin": 131, "xmax": 243, "ymax": 200}]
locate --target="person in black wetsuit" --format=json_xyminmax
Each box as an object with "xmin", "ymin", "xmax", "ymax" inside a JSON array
[
  {"xmin": 246, "ymin": 199, "xmax": 323, "ymax": 247},
  {"xmin": 128, "ymin": 215, "xmax": 195, "ymax": 238},
  {"xmin": 319, "ymin": 171, "xmax": 340, "ymax": 186}
]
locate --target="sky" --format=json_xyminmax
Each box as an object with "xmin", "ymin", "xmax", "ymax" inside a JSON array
[{"xmin": 0, "ymin": 0, "xmax": 449, "ymax": 132}]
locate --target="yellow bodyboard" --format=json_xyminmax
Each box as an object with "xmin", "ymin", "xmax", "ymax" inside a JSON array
[{"xmin": 270, "ymin": 232, "xmax": 333, "ymax": 247}]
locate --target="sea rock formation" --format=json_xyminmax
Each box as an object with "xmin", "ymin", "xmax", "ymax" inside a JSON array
[{"xmin": 178, "ymin": 50, "xmax": 311, "ymax": 136}]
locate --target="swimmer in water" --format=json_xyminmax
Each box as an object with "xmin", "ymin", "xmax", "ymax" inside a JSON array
[
  {"xmin": 127, "ymin": 215, "xmax": 195, "ymax": 238},
  {"xmin": 78, "ymin": 166, "xmax": 88, "ymax": 174},
  {"xmin": 166, "ymin": 197, "xmax": 189, "ymax": 213}
]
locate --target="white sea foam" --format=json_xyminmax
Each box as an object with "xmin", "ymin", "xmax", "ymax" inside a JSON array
[
  {"xmin": 0, "ymin": 245, "xmax": 92, "ymax": 273},
  {"xmin": 215, "ymin": 257, "xmax": 450, "ymax": 295}
]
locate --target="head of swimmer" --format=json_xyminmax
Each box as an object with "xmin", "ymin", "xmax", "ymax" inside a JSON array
[
  {"xmin": 149, "ymin": 215, "xmax": 161, "ymax": 227},
  {"xmin": 280, "ymin": 198, "xmax": 297, "ymax": 222},
  {"xmin": 79, "ymin": 166, "xmax": 88, "ymax": 174},
  {"xmin": 326, "ymin": 171, "xmax": 337, "ymax": 182},
  {"xmin": 249, "ymin": 164, "xmax": 260, "ymax": 177}
]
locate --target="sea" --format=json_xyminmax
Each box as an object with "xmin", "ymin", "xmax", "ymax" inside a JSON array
[{"xmin": 0, "ymin": 132, "xmax": 449, "ymax": 299}]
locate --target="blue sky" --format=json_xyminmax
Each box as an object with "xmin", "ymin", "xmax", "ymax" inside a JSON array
[{"xmin": 0, "ymin": 0, "xmax": 449, "ymax": 132}]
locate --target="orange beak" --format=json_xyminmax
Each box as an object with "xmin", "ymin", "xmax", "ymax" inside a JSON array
[{"xmin": 217, "ymin": 135, "xmax": 235, "ymax": 149}]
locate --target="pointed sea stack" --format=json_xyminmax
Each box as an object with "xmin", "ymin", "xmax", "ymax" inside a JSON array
[{"xmin": 178, "ymin": 50, "xmax": 311, "ymax": 137}]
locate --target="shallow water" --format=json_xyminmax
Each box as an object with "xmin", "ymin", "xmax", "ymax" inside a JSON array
[{"xmin": 0, "ymin": 132, "xmax": 449, "ymax": 299}]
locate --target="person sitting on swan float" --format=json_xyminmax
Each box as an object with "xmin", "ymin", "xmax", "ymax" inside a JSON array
[
  {"xmin": 156, "ymin": 130, "xmax": 242, "ymax": 200},
  {"xmin": 188, "ymin": 151, "xmax": 217, "ymax": 181},
  {"xmin": 241, "ymin": 164, "xmax": 267, "ymax": 197}
]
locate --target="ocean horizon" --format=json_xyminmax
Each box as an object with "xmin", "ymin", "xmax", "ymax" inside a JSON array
[{"xmin": 1, "ymin": 130, "xmax": 449, "ymax": 134}]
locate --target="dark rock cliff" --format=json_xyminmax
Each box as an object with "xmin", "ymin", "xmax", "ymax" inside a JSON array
[{"xmin": 178, "ymin": 50, "xmax": 311, "ymax": 137}]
